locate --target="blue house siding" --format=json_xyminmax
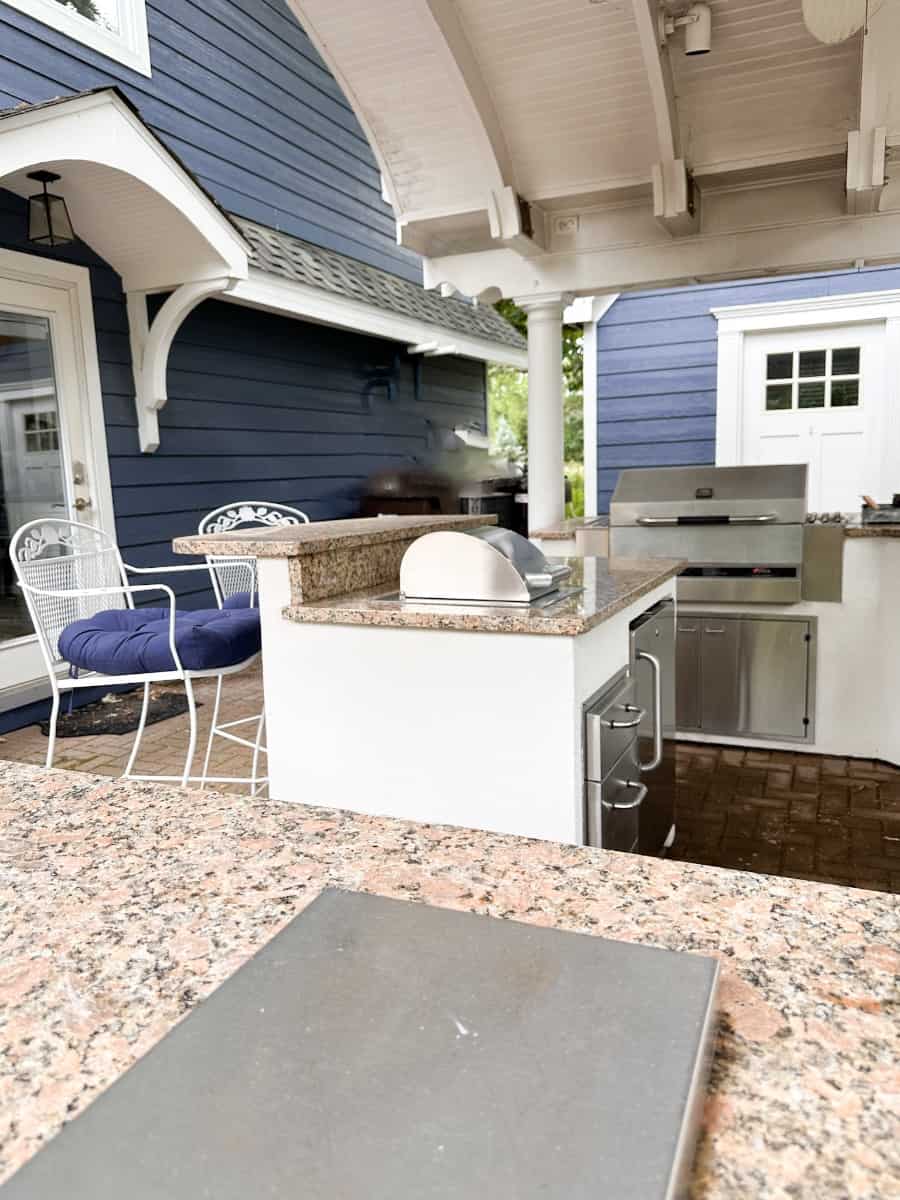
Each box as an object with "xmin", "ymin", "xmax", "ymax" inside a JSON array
[
  {"xmin": 595, "ymin": 263, "xmax": 900, "ymax": 513},
  {"xmin": 0, "ymin": 0, "xmax": 420, "ymax": 282}
]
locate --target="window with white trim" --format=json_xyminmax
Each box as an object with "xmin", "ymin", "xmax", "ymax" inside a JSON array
[
  {"xmin": 4, "ymin": 0, "xmax": 151, "ymax": 76},
  {"xmin": 764, "ymin": 346, "xmax": 860, "ymax": 412},
  {"xmin": 23, "ymin": 410, "xmax": 59, "ymax": 452}
]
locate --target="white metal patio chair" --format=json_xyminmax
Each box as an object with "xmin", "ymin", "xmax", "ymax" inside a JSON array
[
  {"xmin": 9, "ymin": 518, "xmax": 260, "ymax": 789},
  {"xmin": 196, "ymin": 501, "xmax": 309, "ymax": 791}
]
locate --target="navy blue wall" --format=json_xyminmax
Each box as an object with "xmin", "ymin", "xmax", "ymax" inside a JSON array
[
  {"xmin": 0, "ymin": 0, "xmax": 419, "ymax": 281},
  {"xmin": 595, "ymin": 264, "xmax": 900, "ymax": 513},
  {"xmin": 0, "ymin": 187, "xmax": 486, "ymax": 617}
]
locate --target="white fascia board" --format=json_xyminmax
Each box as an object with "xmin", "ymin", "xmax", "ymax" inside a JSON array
[
  {"xmin": 712, "ymin": 288, "xmax": 900, "ymax": 334},
  {"xmin": 227, "ymin": 270, "xmax": 528, "ymax": 370}
]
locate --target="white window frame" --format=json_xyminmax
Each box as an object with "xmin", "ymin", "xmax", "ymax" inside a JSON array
[
  {"xmin": 712, "ymin": 288, "xmax": 900, "ymax": 467},
  {"xmin": 4, "ymin": 0, "xmax": 151, "ymax": 76}
]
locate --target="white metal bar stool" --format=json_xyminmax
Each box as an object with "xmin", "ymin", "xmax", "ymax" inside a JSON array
[{"xmin": 196, "ymin": 501, "xmax": 309, "ymax": 793}]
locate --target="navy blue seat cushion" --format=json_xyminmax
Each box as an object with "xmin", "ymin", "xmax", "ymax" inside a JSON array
[
  {"xmin": 58, "ymin": 606, "xmax": 261, "ymax": 675},
  {"xmin": 222, "ymin": 591, "xmax": 256, "ymax": 610}
]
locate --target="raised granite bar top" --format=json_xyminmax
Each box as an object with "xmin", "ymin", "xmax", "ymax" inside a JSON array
[
  {"xmin": 1, "ymin": 762, "xmax": 897, "ymax": 1197},
  {"xmin": 173, "ymin": 514, "xmax": 497, "ymax": 605},
  {"xmin": 282, "ymin": 556, "xmax": 684, "ymax": 636},
  {"xmin": 173, "ymin": 513, "xmax": 492, "ymax": 558}
]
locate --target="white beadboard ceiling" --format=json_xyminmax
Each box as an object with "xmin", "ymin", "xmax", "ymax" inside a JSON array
[{"xmin": 286, "ymin": 0, "xmax": 900, "ymax": 295}]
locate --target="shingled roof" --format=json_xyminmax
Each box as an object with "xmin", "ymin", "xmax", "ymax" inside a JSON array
[{"xmin": 237, "ymin": 218, "xmax": 526, "ymax": 354}]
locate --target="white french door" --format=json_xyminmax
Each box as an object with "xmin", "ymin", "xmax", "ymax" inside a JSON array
[
  {"xmin": 741, "ymin": 323, "xmax": 884, "ymax": 512},
  {"xmin": 0, "ymin": 252, "xmax": 113, "ymax": 709}
]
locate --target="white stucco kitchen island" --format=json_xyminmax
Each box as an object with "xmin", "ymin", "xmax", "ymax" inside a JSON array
[{"xmin": 175, "ymin": 516, "xmax": 682, "ymax": 844}]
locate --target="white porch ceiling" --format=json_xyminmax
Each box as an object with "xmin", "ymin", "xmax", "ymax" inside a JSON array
[{"xmin": 287, "ymin": 0, "xmax": 900, "ymax": 300}]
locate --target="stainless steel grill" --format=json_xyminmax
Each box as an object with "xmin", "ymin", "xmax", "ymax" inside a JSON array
[
  {"xmin": 400, "ymin": 526, "xmax": 573, "ymax": 605},
  {"xmin": 609, "ymin": 464, "xmax": 808, "ymax": 603}
]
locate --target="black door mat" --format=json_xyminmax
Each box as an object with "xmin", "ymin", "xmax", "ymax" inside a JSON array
[{"xmin": 41, "ymin": 688, "xmax": 200, "ymax": 738}]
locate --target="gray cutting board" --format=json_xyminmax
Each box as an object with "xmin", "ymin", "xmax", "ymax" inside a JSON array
[{"xmin": 4, "ymin": 889, "xmax": 720, "ymax": 1200}]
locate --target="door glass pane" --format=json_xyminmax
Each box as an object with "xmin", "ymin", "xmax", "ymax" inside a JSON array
[
  {"xmin": 0, "ymin": 312, "xmax": 65, "ymax": 643},
  {"xmin": 798, "ymin": 381, "xmax": 826, "ymax": 409},
  {"xmin": 798, "ymin": 350, "xmax": 827, "ymax": 377},
  {"xmin": 766, "ymin": 352, "xmax": 793, "ymax": 380},
  {"xmin": 830, "ymin": 379, "xmax": 860, "ymax": 407},
  {"xmin": 765, "ymin": 383, "xmax": 793, "ymax": 411},
  {"xmin": 832, "ymin": 346, "xmax": 860, "ymax": 376},
  {"xmin": 52, "ymin": 0, "xmax": 121, "ymax": 33}
]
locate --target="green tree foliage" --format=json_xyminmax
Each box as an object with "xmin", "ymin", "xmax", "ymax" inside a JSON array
[
  {"xmin": 56, "ymin": 0, "xmax": 101, "ymax": 21},
  {"xmin": 488, "ymin": 299, "xmax": 585, "ymax": 514}
]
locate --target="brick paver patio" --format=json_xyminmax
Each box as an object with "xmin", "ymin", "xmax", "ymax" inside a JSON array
[{"xmin": 1, "ymin": 679, "xmax": 897, "ymax": 893}]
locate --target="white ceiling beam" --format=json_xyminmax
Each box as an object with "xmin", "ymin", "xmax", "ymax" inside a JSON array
[
  {"xmin": 630, "ymin": 0, "xmax": 699, "ymax": 236},
  {"xmin": 845, "ymin": 3, "xmax": 900, "ymax": 214}
]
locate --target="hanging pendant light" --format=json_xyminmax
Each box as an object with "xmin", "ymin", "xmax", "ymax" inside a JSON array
[{"xmin": 26, "ymin": 170, "xmax": 75, "ymax": 248}]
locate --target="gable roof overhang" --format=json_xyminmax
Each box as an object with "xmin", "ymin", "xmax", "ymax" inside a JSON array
[
  {"xmin": 285, "ymin": 0, "xmax": 900, "ymax": 303},
  {"xmin": 0, "ymin": 88, "xmax": 249, "ymax": 293}
]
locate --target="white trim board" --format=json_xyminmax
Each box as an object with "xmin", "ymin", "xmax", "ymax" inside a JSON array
[
  {"xmin": 3, "ymin": 0, "xmax": 151, "ymax": 76},
  {"xmin": 712, "ymin": 288, "xmax": 900, "ymax": 332},
  {"xmin": 227, "ymin": 269, "xmax": 529, "ymax": 370}
]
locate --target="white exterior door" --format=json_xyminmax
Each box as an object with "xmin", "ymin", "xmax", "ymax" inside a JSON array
[
  {"xmin": 741, "ymin": 324, "xmax": 884, "ymax": 511},
  {"xmin": 0, "ymin": 253, "xmax": 113, "ymax": 710}
]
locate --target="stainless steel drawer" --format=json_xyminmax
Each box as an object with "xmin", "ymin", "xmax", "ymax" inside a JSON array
[
  {"xmin": 584, "ymin": 674, "xmax": 642, "ymax": 783},
  {"xmin": 586, "ymin": 743, "xmax": 643, "ymax": 851}
]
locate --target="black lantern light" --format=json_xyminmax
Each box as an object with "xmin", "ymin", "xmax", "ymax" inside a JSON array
[{"xmin": 27, "ymin": 170, "xmax": 75, "ymax": 248}]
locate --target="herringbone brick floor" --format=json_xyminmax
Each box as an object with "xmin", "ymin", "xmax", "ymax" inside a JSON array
[
  {"xmin": 669, "ymin": 743, "xmax": 900, "ymax": 894},
  {"xmin": 2, "ymin": 678, "xmax": 898, "ymax": 892}
]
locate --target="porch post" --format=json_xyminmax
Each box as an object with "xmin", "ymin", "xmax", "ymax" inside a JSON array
[{"xmin": 518, "ymin": 293, "xmax": 569, "ymax": 534}]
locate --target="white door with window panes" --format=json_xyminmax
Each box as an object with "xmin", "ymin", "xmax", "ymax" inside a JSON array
[
  {"xmin": 742, "ymin": 324, "xmax": 883, "ymax": 511},
  {"xmin": 0, "ymin": 254, "xmax": 113, "ymax": 711}
]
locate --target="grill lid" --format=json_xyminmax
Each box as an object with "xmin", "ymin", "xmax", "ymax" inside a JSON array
[
  {"xmin": 610, "ymin": 465, "xmax": 808, "ymax": 525},
  {"xmin": 400, "ymin": 526, "xmax": 571, "ymax": 604}
]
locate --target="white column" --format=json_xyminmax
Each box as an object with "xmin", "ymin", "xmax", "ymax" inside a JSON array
[{"xmin": 518, "ymin": 294, "xmax": 568, "ymax": 533}]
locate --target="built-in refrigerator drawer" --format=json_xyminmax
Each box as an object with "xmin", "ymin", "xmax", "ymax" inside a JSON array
[
  {"xmin": 585, "ymin": 742, "xmax": 643, "ymax": 851},
  {"xmin": 584, "ymin": 673, "xmax": 641, "ymax": 783}
]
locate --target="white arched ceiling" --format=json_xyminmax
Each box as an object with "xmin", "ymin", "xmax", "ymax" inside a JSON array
[{"xmin": 284, "ymin": 0, "xmax": 900, "ymax": 301}]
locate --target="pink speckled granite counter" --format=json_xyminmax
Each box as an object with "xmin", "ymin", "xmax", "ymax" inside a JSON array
[
  {"xmin": 1, "ymin": 761, "xmax": 897, "ymax": 1197},
  {"xmin": 283, "ymin": 556, "xmax": 684, "ymax": 636}
]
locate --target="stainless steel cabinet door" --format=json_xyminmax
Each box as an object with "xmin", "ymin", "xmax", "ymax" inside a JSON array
[
  {"xmin": 736, "ymin": 618, "xmax": 810, "ymax": 739},
  {"xmin": 675, "ymin": 621, "xmax": 701, "ymax": 731},
  {"xmin": 699, "ymin": 618, "xmax": 741, "ymax": 734}
]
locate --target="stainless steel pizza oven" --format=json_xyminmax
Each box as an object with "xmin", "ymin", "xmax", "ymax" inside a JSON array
[
  {"xmin": 609, "ymin": 464, "xmax": 808, "ymax": 603},
  {"xmin": 400, "ymin": 526, "xmax": 572, "ymax": 605}
]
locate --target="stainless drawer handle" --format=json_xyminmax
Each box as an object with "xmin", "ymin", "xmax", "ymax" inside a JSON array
[
  {"xmin": 729, "ymin": 513, "xmax": 777, "ymax": 524},
  {"xmin": 636, "ymin": 650, "xmax": 663, "ymax": 772},
  {"xmin": 678, "ymin": 625, "xmax": 698, "ymax": 634},
  {"xmin": 704, "ymin": 627, "xmax": 726, "ymax": 635},
  {"xmin": 602, "ymin": 781, "xmax": 648, "ymax": 811},
  {"xmin": 636, "ymin": 516, "xmax": 678, "ymax": 526},
  {"xmin": 601, "ymin": 703, "xmax": 645, "ymax": 730}
]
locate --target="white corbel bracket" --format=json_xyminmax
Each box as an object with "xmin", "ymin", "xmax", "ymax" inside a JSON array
[
  {"xmin": 846, "ymin": 127, "xmax": 887, "ymax": 215},
  {"xmin": 487, "ymin": 186, "xmax": 547, "ymax": 257},
  {"xmin": 652, "ymin": 159, "xmax": 700, "ymax": 236},
  {"xmin": 127, "ymin": 277, "xmax": 237, "ymax": 453}
]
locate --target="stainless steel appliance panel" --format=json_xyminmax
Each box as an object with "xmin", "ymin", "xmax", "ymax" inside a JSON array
[
  {"xmin": 698, "ymin": 618, "xmax": 742, "ymax": 735},
  {"xmin": 584, "ymin": 673, "xmax": 641, "ymax": 781},
  {"xmin": 610, "ymin": 524, "xmax": 804, "ymax": 566},
  {"xmin": 676, "ymin": 619, "xmax": 701, "ymax": 732},
  {"xmin": 609, "ymin": 463, "xmax": 808, "ymax": 525},
  {"xmin": 677, "ymin": 574, "xmax": 801, "ymax": 604},
  {"xmin": 585, "ymin": 743, "xmax": 642, "ymax": 852},
  {"xmin": 737, "ymin": 618, "xmax": 811, "ymax": 740},
  {"xmin": 630, "ymin": 599, "xmax": 676, "ymax": 856}
]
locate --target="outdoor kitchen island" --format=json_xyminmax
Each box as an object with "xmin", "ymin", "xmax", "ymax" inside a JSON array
[{"xmin": 174, "ymin": 517, "xmax": 682, "ymax": 844}]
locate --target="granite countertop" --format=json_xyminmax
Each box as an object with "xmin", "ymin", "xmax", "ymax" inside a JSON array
[
  {"xmin": 530, "ymin": 516, "xmax": 609, "ymax": 540},
  {"xmin": 173, "ymin": 514, "xmax": 493, "ymax": 559},
  {"xmin": 1, "ymin": 762, "xmax": 897, "ymax": 1197},
  {"xmin": 282, "ymin": 556, "xmax": 684, "ymax": 636},
  {"xmin": 844, "ymin": 521, "xmax": 900, "ymax": 538}
]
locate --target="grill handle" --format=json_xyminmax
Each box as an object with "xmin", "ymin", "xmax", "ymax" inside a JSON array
[{"xmin": 635, "ymin": 513, "xmax": 778, "ymax": 526}]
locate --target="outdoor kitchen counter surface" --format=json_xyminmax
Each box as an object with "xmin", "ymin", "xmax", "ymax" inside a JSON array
[
  {"xmin": 282, "ymin": 555, "xmax": 684, "ymax": 635},
  {"xmin": 1, "ymin": 763, "xmax": 897, "ymax": 1200}
]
